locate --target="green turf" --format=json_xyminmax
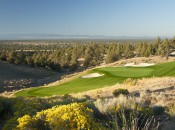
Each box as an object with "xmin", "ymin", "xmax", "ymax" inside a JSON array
[{"xmin": 16, "ymin": 61, "xmax": 175, "ymax": 97}]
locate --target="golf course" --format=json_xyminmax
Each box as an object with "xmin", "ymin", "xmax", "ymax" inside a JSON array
[{"xmin": 16, "ymin": 61, "xmax": 175, "ymax": 97}]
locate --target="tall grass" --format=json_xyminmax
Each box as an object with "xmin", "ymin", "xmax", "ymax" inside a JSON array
[{"xmin": 110, "ymin": 109, "xmax": 167, "ymax": 130}]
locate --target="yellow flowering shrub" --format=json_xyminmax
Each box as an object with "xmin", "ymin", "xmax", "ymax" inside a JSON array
[
  {"xmin": 17, "ymin": 115, "xmax": 32, "ymax": 129},
  {"xmin": 17, "ymin": 102, "xmax": 104, "ymax": 130}
]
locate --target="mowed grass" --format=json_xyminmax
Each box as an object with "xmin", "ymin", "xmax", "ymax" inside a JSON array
[{"xmin": 16, "ymin": 61, "xmax": 175, "ymax": 97}]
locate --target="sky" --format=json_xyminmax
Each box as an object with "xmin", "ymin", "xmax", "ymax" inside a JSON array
[{"xmin": 0, "ymin": 0, "xmax": 175, "ymax": 37}]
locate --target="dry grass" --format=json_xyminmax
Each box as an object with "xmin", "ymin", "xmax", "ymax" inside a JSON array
[{"xmin": 71, "ymin": 77, "xmax": 175, "ymax": 106}]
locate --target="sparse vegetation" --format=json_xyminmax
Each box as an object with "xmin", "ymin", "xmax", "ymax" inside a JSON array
[
  {"xmin": 0, "ymin": 93, "xmax": 174, "ymax": 130},
  {"xmin": 112, "ymin": 88, "xmax": 129, "ymax": 97}
]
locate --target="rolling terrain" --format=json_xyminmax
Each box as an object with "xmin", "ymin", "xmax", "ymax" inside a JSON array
[{"xmin": 16, "ymin": 61, "xmax": 175, "ymax": 97}]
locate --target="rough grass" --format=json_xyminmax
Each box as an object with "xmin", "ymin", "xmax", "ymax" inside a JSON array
[{"xmin": 16, "ymin": 61, "xmax": 175, "ymax": 97}]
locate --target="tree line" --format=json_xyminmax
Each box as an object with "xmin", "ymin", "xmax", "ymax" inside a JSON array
[{"xmin": 0, "ymin": 37, "xmax": 175, "ymax": 71}]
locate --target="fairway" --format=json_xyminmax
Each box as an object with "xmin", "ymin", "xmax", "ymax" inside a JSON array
[{"xmin": 16, "ymin": 61, "xmax": 175, "ymax": 97}]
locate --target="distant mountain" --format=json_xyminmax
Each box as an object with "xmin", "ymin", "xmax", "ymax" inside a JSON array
[{"xmin": 0, "ymin": 34, "xmax": 168, "ymax": 40}]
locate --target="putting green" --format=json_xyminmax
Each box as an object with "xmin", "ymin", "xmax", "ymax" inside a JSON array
[{"xmin": 16, "ymin": 61, "xmax": 175, "ymax": 97}]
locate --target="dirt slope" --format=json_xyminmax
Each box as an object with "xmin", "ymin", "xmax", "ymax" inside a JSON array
[{"xmin": 0, "ymin": 62, "xmax": 60, "ymax": 93}]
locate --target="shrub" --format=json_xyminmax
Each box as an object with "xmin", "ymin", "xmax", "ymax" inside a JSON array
[
  {"xmin": 152, "ymin": 106, "xmax": 165, "ymax": 116},
  {"xmin": 17, "ymin": 115, "xmax": 50, "ymax": 130},
  {"xmin": 94, "ymin": 98, "xmax": 120, "ymax": 114},
  {"xmin": 112, "ymin": 88, "xmax": 129, "ymax": 97},
  {"xmin": 110, "ymin": 107, "xmax": 165, "ymax": 130},
  {"xmin": 124, "ymin": 78, "xmax": 137, "ymax": 85},
  {"xmin": 0, "ymin": 100, "xmax": 4, "ymax": 114},
  {"xmin": 17, "ymin": 102, "xmax": 104, "ymax": 130},
  {"xmin": 166, "ymin": 103, "xmax": 175, "ymax": 116}
]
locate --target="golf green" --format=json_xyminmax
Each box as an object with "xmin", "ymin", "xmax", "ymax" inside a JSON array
[{"xmin": 16, "ymin": 61, "xmax": 175, "ymax": 97}]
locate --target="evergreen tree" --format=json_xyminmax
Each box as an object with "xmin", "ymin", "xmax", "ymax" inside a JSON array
[
  {"xmin": 83, "ymin": 45, "xmax": 93, "ymax": 66},
  {"xmin": 124, "ymin": 44, "xmax": 134, "ymax": 58},
  {"xmin": 154, "ymin": 37, "xmax": 161, "ymax": 55},
  {"xmin": 145, "ymin": 44, "xmax": 152, "ymax": 57},
  {"xmin": 163, "ymin": 39, "xmax": 170, "ymax": 59},
  {"xmin": 6, "ymin": 50, "xmax": 16, "ymax": 63}
]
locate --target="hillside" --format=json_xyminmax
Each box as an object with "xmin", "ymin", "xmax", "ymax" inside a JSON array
[
  {"xmin": 16, "ymin": 58, "xmax": 175, "ymax": 97},
  {"xmin": 2, "ymin": 57, "xmax": 175, "ymax": 130},
  {"xmin": 0, "ymin": 61, "xmax": 60, "ymax": 93}
]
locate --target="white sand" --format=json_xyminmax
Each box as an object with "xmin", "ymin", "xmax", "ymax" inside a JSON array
[
  {"xmin": 81, "ymin": 73, "xmax": 104, "ymax": 78},
  {"xmin": 124, "ymin": 63, "xmax": 135, "ymax": 67},
  {"xmin": 124, "ymin": 63, "xmax": 155, "ymax": 67}
]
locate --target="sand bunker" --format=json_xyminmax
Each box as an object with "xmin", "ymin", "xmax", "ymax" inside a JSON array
[
  {"xmin": 124, "ymin": 63, "xmax": 155, "ymax": 67},
  {"xmin": 81, "ymin": 73, "xmax": 104, "ymax": 78}
]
